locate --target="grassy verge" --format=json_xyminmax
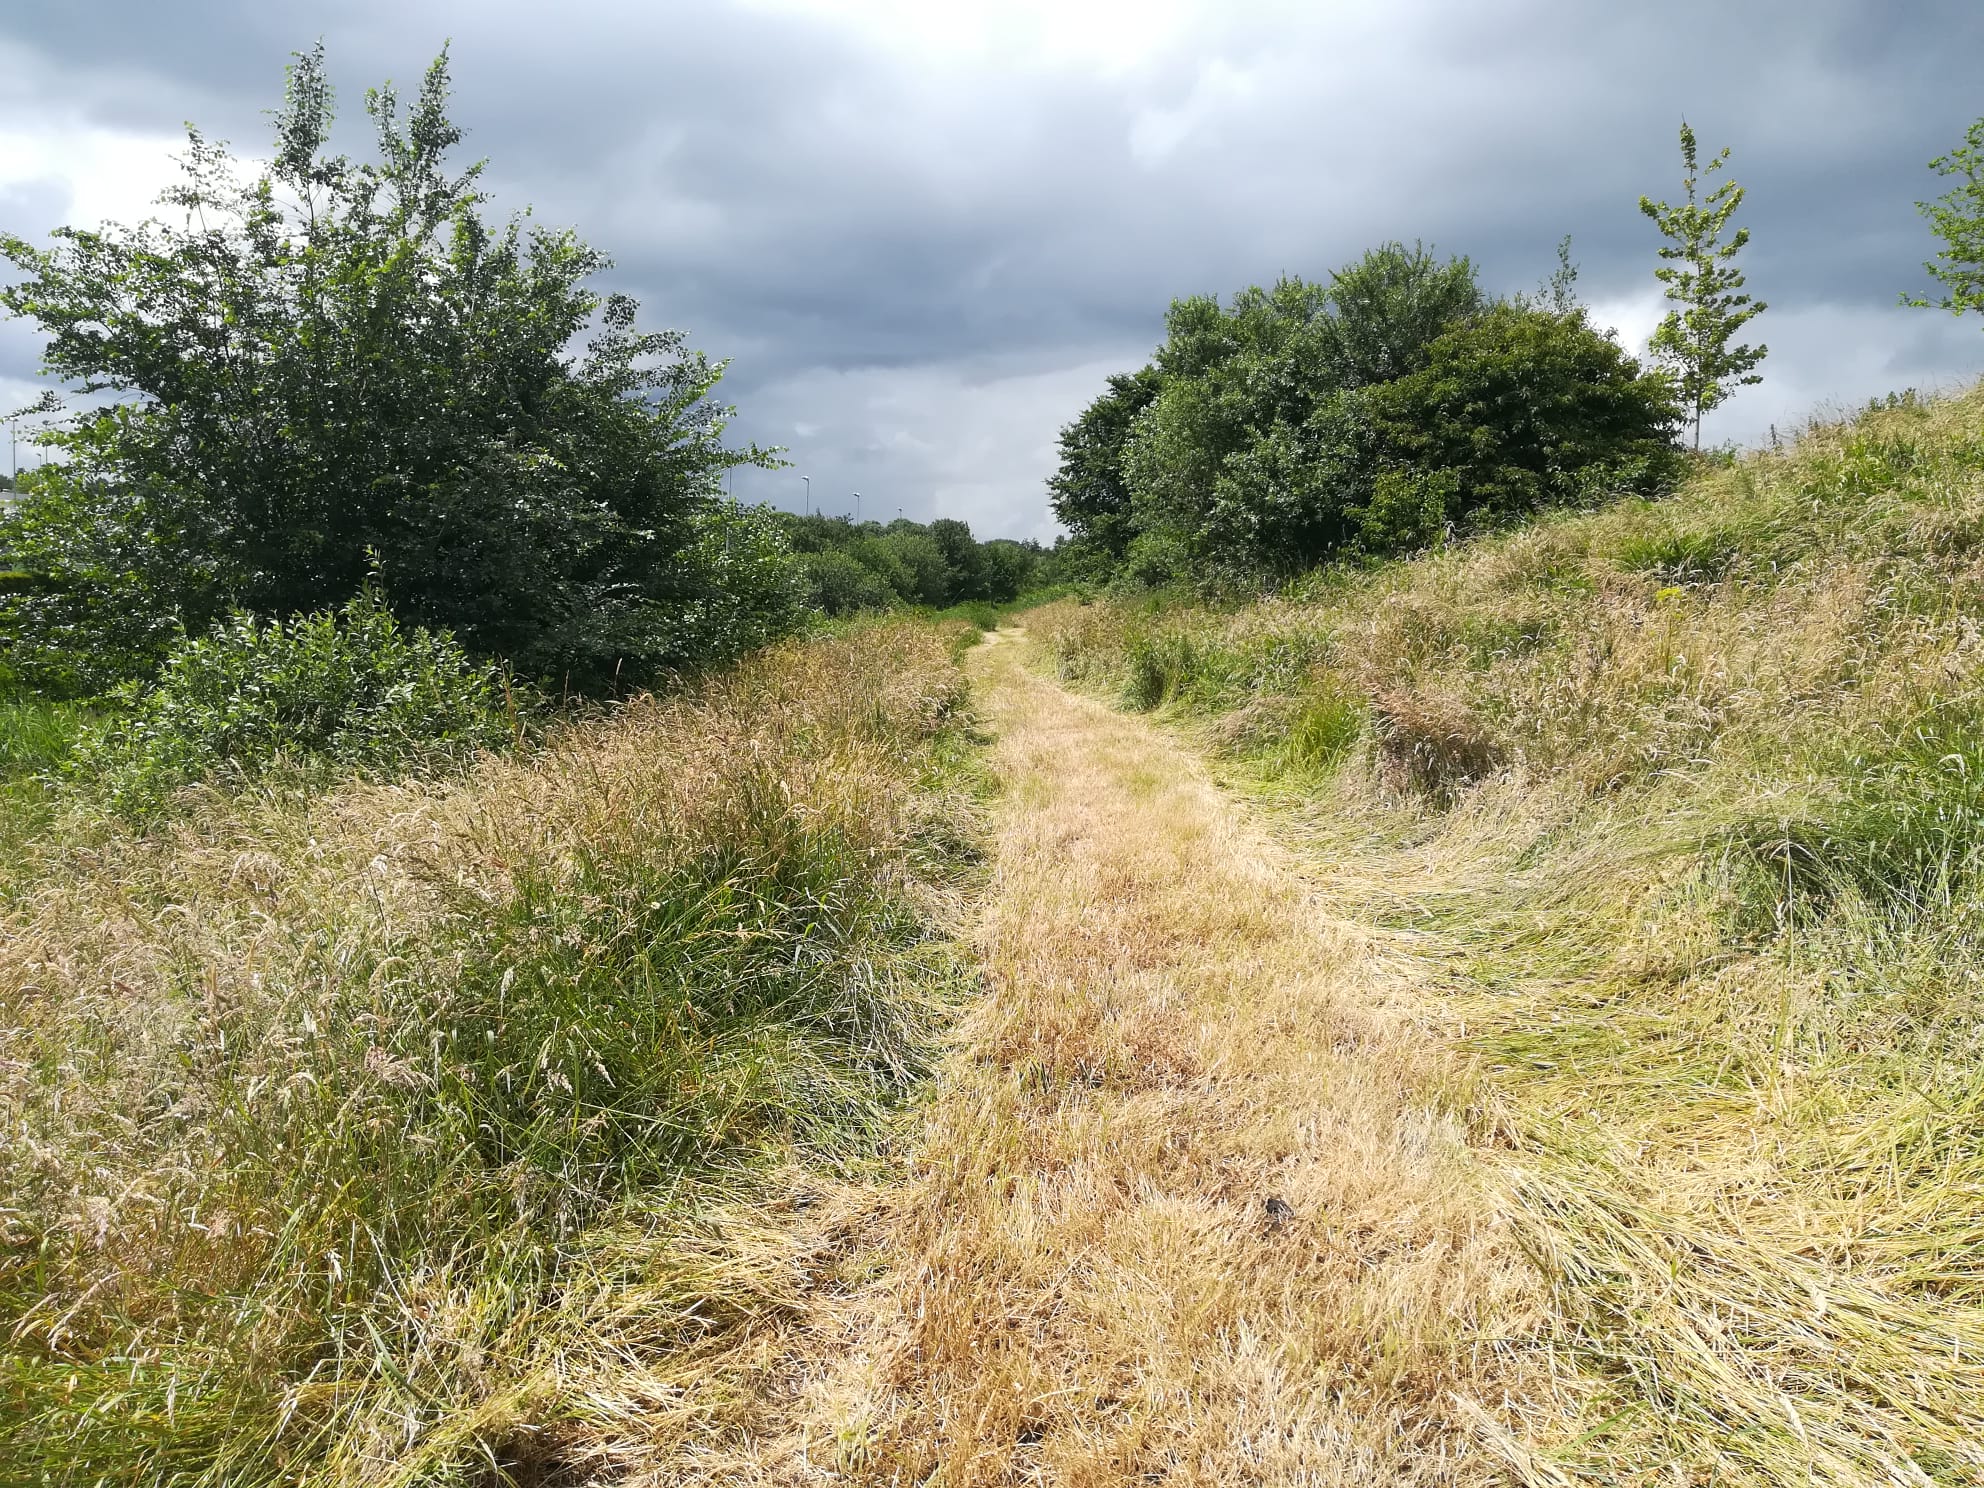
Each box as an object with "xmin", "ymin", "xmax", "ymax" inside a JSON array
[
  {"xmin": 0, "ymin": 694, "xmax": 91, "ymax": 864},
  {"xmin": 0, "ymin": 616, "xmax": 983, "ymax": 1484},
  {"xmin": 1029, "ymin": 384, "xmax": 1984, "ymax": 1483}
]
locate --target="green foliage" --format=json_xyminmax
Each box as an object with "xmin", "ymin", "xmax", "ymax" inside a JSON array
[
  {"xmin": 803, "ymin": 547, "xmax": 899, "ymax": 616},
  {"xmin": 0, "ymin": 464, "xmax": 198, "ymax": 696},
  {"xmin": 1639, "ymin": 122, "xmax": 1768, "ymax": 448},
  {"xmin": 1321, "ymin": 241, "xmax": 1486, "ymax": 387},
  {"xmin": 1369, "ymin": 303, "xmax": 1684, "ymax": 531},
  {"xmin": 1907, "ymin": 115, "xmax": 1984, "ymax": 322},
  {"xmin": 670, "ymin": 504, "xmax": 810, "ymax": 666},
  {"xmin": 1054, "ymin": 241, "xmax": 1679, "ymax": 588},
  {"xmin": 771, "ymin": 510, "xmax": 1047, "ymax": 611},
  {"xmin": 0, "ymin": 46, "xmax": 774, "ymax": 690},
  {"xmin": 73, "ymin": 589, "xmax": 516, "ymax": 816},
  {"xmin": 1048, "ymin": 366, "xmax": 1162, "ymax": 565}
]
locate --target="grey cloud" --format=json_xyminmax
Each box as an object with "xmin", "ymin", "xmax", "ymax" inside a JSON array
[{"xmin": 2, "ymin": 1, "xmax": 1980, "ymax": 534}]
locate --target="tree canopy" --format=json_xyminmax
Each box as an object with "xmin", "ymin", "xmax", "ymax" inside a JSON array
[
  {"xmin": 0, "ymin": 46, "xmax": 773, "ymax": 691},
  {"xmin": 1049, "ymin": 242, "xmax": 1682, "ymax": 588}
]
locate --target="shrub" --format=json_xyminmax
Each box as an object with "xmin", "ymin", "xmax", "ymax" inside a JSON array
[
  {"xmin": 669, "ymin": 503, "xmax": 811, "ymax": 665},
  {"xmin": 804, "ymin": 548, "xmax": 900, "ymax": 616},
  {"xmin": 0, "ymin": 48, "xmax": 772, "ymax": 690},
  {"xmin": 1368, "ymin": 303, "xmax": 1685, "ymax": 533},
  {"xmin": 73, "ymin": 590, "xmax": 516, "ymax": 815}
]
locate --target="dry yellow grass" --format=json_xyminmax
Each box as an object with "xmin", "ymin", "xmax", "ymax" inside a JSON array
[
  {"xmin": 0, "ymin": 618, "xmax": 979, "ymax": 1484},
  {"xmin": 642, "ymin": 628, "xmax": 1552, "ymax": 1484},
  {"xmin": 1021, "ymin": 387, "xmax": 1984, "ymax": 1482}
]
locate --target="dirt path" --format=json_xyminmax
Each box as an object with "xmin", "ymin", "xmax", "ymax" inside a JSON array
[{"xmin": 673, "ymin": 631, "xmax": 1548, "ymax": 1484}]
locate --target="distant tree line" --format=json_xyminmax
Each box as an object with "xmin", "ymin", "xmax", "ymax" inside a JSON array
[{"xmin": 771, "ymin": 511, "xmax": 1055, "ymax": 615}]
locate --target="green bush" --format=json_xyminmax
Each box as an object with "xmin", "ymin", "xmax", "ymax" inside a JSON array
[
  {"xmin": 0, "ymin": 49, "xmax": 773, "ymax": 691},
  {"xmin": 803, "ymin": 549, "xmax": 899, "ymax": 616},
  {"xmin": 74, "ymin": 591, "xmax": 517, "ymax": 816},
  {"xmin": 670, "ymin": 504, "xmax": 811, "ymax": 664},
  {"xmin": 1368, "ymin": 303, "xmax": 1684, "ymax": 533}
]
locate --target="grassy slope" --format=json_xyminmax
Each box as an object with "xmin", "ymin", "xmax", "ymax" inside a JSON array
[
  {"xmin": 0, "ymin": 618, "xmax": 983, "ymax": 1485},
  {"xmin": 1032, "ymin": 384, "xmax": 1984, "ymax": 1484}
]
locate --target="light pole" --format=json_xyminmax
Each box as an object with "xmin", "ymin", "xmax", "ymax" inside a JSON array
[
  {"xmin": 853, "ymin": 491, "xmax": 862, "ymax": 524},
  {"xmin": 803, "ymin": 475, "xmax": 810, "ymax": 515}
]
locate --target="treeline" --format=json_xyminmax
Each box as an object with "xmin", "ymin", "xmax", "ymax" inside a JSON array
[
  {"xmin": 1049, "ymin": 241, "xmax": 1686, "ymax": 588},
  {"xmin": 772, "ymin": 511, "xmax": 1056, "ymax": 614}
]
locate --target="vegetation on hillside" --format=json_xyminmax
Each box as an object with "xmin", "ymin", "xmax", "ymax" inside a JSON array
[
  {"xmin": 1032, "ymin": 383, "xmax": 1984, "ymax": 1481},
  {"xmin": 0, "ymin": 617, "xmax": 981, "ymax": 1483},
  {"xmin": 1048, "ymin": 242, "xmax": 1684, "ymax": 587}
]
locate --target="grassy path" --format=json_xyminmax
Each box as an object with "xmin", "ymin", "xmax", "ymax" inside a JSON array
[{"xmin": 683, "ymin": 629, "xmax": 1549, "ymax": 1483}]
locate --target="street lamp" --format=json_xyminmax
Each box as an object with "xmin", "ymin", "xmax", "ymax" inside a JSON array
[
  {"xmin": 853, "ymin": 490, "xmax": 862, "ymax": 524},
  {"xmin": 803, "ymin": 475, "xmax": 810, "ymax": 515}
]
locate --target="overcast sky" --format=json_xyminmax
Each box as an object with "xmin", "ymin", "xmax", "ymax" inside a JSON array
[{"xmin": 3, "ymin": 0, "xmax": 1980, "ymax": 538}]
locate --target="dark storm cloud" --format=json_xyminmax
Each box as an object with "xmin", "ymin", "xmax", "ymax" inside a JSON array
[{"xmin": 3, "ymin": 1, "xmax": 1980, "ymax": 536}]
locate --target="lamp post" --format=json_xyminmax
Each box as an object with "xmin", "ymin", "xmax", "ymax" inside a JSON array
[
  {"xmin": 803, "ymin": 475, "xmax": 810, "ymax": 515},
  {"xmin": 853, "ymin": 491, "xmax": 862, "ymax": 524}
]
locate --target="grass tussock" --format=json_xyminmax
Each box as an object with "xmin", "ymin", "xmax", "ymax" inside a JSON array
[
  {"xmin": 1030, "ymin": 383, "xmax": 1984, "ymax": 1483},
  {"xmin": 0, "ymin": 617, "xmax": 980, "ymax": 1485}
]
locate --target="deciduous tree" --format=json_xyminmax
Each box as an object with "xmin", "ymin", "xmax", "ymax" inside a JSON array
[
  {"xmin": 0, "ymin": 45, "xmax": 773, "ymax": 688},
  {"xmin": 1907, "ymin": 115, "xmax": 1984, "ymax": 324},
  {"xmin": 1639, "ymin": 123, "xmax": 1767, "ymax": 449}
]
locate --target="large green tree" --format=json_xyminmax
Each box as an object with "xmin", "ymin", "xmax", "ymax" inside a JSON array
[
  {"xmin": 1047, "ymin": 365, "xmax": 1162, "ymax": 566},
  {"xmin": 0, "ymin": 46, "xmax": 770, "ymax": 688},
  {"xmin": 1049, "ymin": 241, "xmax": 1682, "ymax": 588},
  {"xmin": 1115, "ymin": 246, "xmax": 1482, "ymax": 582},
  {"xmin": 1907, "ymin": 115, "xmax": 1984, "ymax": 324},
  {"xmin": 1639, "ymin": 122, "xmax": 1768, "ymax": 449},
  {"xmin": 1367, "ymin": 302, "xmax": 1683, "ymax": 544}
]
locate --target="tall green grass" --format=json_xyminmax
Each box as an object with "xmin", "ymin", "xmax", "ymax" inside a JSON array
[
  {"xmin": 1030, "ymin": 383, "xmax": 1984, "ymax": 1483},
  {"xmin": 0, "ymin": 617, "xmax": 980, "ymax": 1484}
]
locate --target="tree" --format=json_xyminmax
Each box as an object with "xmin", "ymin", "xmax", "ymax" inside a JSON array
[
  {"xmin": 1907, "ymin": 115, "xmax": 1984, "ymax": 323},
  {"xmin": 1366, "ymin": 303, "xmax": 1683, "ymax": 545},
  {"xmin": 1110, "ymin": 248, "xmax": 1482, "ymax": 584},
  {"xmin": 0, "ymin": 45, "xmax": 772, "ymax": 689},
  {"xmin": 1639, "ymin": 122, "xmax": 1767, "ymax": 449},
  {"xmin": 1319, "ymin": 241, "xmax": 1483, "ymax": 387},
  {"xmin": 928, "ymin": 518, "xmax": 987, "ymax": 600},
  {"xmin": 1047, "ymin": 365, "xmax": 1162, "ymax": 564}
]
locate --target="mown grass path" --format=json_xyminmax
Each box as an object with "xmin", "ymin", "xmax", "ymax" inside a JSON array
[{"xmin": 691, "ymin": 629, "xmax": 1551, "ymax": 1484}]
